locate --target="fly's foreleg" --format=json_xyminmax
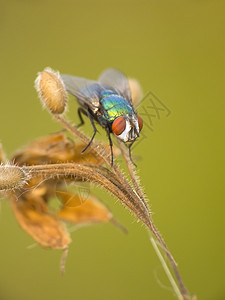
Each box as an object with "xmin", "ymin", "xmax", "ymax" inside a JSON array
[
  {"xmin": 128, "ymin": 141, "xmax": 137, "ymax": 167},
  {"xmin": 106, "ymin": 127, "xmax": 114, "ymax": 167}
]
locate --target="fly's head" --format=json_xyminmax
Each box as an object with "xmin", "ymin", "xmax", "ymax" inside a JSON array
[{"xmin": 112, "ymin": 114, "xmax": 143, "ymax": 143}]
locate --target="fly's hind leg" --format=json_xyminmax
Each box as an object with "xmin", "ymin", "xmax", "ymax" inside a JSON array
[
  {"xmin": 76, "ymin": 107, "xmax": 87, "ymax": 128},
  {"xmin": 81, "ymin": 110, "xmax": 97, "ymax": 153}
]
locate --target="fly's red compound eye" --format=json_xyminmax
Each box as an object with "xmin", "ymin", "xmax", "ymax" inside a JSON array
[
  {"xmin": 112, "ymin": 116, "xmax": 126, "ymax": 136},
  {"xmin": 137, "ymin": 115, "xmax": 143, "ymax": 131}
]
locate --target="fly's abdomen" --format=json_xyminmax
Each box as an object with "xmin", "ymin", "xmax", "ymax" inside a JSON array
[{"xmin": 100, "ymin": 92, "xmax": 134, "ymax": 123}]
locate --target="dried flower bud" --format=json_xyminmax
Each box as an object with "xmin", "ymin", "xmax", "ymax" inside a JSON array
[
  {"xmin": 128, "ymin": 78, "xmax": 143, "ymax": 107},
  {"xmin": 35, "ymin": 67, "xmax": 68, "ymax": 114},
  {"xmin": 0, "ymin": 164, "xmax": 29, "ymax": 191},
  {"xmin": 0, "ymin": 142, "xmax": 6, "ymax": 163}
]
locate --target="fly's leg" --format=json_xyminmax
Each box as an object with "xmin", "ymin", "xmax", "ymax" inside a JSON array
[
  {"xmin": 76, "ymin": 107, "xmax": 87, "ymax": 128},
  {"xmin": 81, "ymin": 110, "xmax": 97, "ymax": 153},
  {"xmin": 106, "ymin": 127, "xmax": 114, "ymax": 166},
  {"xmin": 128, "ymin": 141, "xmax": 137, "ymax": 167}
]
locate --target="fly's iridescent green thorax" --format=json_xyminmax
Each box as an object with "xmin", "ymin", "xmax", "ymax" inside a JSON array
[
  {"xmin": 100, "ymin": 90, "xmax": 134, "ymax": 124},
  {"xmin": 61, "ymin": 68, "xmax": 143, "ymax": 166}
]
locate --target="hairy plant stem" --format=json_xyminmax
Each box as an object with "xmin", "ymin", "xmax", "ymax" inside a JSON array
[
  {"xmin": 23, "ymin": 163, "xmax": 150, "ymax": 227},
  {"xmin": 150, "ymin": 235, "xmax": 183, "ymax": 300},
  {"xmin": 114, "ymin": 141, "xmax": 190, "ymax": 300},
  {"xmin": 52, "ymin": 114, "xmax": 190, "ymax": 299},
  {"xmin": 53, "ymin": 114, "xmax": 150, "ymax": 220},
  {"xmin": 22, "ymin": 160, "xmax": 190, "ymax": 299}
]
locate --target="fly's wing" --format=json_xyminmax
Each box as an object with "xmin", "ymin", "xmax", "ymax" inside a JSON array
[
  {"xmin": 61, "ymin": 74, "xmax": 104, "ymax": 110},
  {"xmin": 98, "ymin": 69, "xmax": 132, "ymax": 103}
]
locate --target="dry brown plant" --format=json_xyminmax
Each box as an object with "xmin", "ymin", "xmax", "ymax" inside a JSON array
[{"xmin": 0, "ymin": 68, "xmax": 195, "ymax": 300}]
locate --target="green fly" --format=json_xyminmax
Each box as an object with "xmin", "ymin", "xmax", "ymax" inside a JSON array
[{"xmin": 61, "ymin": 69, "xmax": 143, "ymax": 166}]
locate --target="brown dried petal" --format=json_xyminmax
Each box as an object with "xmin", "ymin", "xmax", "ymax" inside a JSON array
[
  {"xmin": 55, "ymin": 190, "xmax": 112, "ymax": 224},
  {"xmin": 10, "ymin": 194, "xmax": 71, "ymax": 249},
  {"xmin": 12, "ymin": 132, "xmax": 105, "ymax": 165}
]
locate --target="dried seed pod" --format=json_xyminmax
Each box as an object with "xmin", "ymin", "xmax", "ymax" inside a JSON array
[
  {"xmin": 0, "ymin": 164, "xmax": 29, "ymax": 191},
  {"xmin": 128, "ymin": 78, "xmax": 143, "ymax": 107},
  {"xmin": 0, "ymin": 143, "xmax": 6, "ymax": 163},
  {"xmin": 35, "ymin": 67, "xmax": 68, "ymax": 114}
]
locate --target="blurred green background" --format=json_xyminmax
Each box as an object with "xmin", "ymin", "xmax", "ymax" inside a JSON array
[{"xmin": 0, "ymin": 0, "xmax": 224, "ymax": 299}]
